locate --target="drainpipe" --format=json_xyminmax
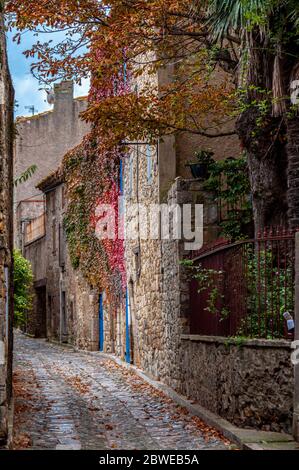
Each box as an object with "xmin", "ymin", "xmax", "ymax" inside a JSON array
[{"xmin": 293, "ymin": 232, "xmax": 299, "ymax": 441}]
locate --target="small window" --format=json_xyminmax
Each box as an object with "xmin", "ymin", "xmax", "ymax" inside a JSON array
[
  {"xmin": 52, "ymin": 218, "xmax": 57, "ymax": 255},
  {"xmin": 61, "ymin": 185, "xmax": 66, "ymax": 209},
  {"xmin": 59, "ymin": 223, "xmax": 66, "ymax": 269},
  {"xmin": 51, "ymin": 193, "xmax": 56, "ymax": 213}
]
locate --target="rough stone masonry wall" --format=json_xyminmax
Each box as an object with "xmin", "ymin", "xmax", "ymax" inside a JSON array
[
  {"xmin": 180, "ymin": 337, "xmax": 293, "ymax": 433},
  {"xmin": 160, "ymin": 178, "xmax": 294, "ymax": 433},
  {"xmin": 45, "ymin": 187, "xmax": 63, "ymax": 341},
  {"xmin": 0, "ymin": 11, "xmax": 14, "ymax": 445},
  {"xmin": 160, "ymin": 178, "xmax": 219, "ymax": 389},
  {"xmin": 124, "ymin": 142, "xmax": 164, "ymax": 372},
  {"xmin": 64, "ymin": 249, "xmax": 99, "ymax": 352},
  {"xmin": 24, "ymin": 236, "xmax": 46, "ymax": 337},
  {"xmin": 44, "ymin": 183, "xmax": 100, "ymax": 350}
]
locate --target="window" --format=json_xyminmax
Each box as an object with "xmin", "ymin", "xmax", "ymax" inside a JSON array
[
  {"xmin": 52, "ymin": 218, "xmax": 57, "ymax": 255},
  {"xmin": 51, "ymin": 193, "xmax": 56, "ymax": 213},
  {"xmin": 61, "ymin": 185, "xmax": 66, "ymax": 209},
  {"xmin": 59, "ymin": 223, "xmax": 66, "ymax": 269}
]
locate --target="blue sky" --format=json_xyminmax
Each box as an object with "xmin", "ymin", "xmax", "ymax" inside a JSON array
[{"xmin": 7, "ymin": 29, "xmax": 90, "ymax": 117}]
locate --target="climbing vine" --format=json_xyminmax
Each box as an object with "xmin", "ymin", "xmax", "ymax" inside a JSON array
[{"xmin": 62, "ymin": 134, "xmax": 126, "ymax": 301}]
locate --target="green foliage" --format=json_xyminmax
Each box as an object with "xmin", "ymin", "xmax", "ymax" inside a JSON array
[
  {"xmin": 13, "ymin": 249, "xmax": 34, "ymax": 327},
  {"xmin": 203, "ymin": 154, "xmax": 252, "ymax": 240},
  {"xmin": 182, "ymin": 247, "xmax": 294, "ymax": 339},
  {"xmin": 239, "ymin": 248, "xmax": 294, "ymax": 338},
  {"xmin": 181, "ymin": 259, "xmax": 229, "ymax": 320},
  {"xmin": 208, "ymin": 0, "xmax": 272, "ymax": 40},
  {"xmin": 62, "ymin": 138, "xmax": 124, "ymax": 297},
  {"xmin": 191, "ymin": 149, "xmax": 215, "ymax": 165},
  {"xmin": 208, "ymin": 0, "xmax": 299, "ymax": 39},
  {"xmin": 224, "ymin": 336, "xmax": 247, "ymax": 348}
]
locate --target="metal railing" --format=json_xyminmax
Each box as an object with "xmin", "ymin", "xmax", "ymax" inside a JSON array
[{"xmin": 188, "ymin": 227, "xmax": 296, "ymax": 339}]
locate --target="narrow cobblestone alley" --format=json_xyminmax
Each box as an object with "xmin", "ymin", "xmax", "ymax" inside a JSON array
[{"xmin": 12, "ymin": 331, "xmax": 231, "ymax": 450}]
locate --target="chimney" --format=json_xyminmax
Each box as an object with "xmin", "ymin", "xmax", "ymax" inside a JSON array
[{"xmin": 53, "ymin": 80, "xmax": 74, "ymax": 111}]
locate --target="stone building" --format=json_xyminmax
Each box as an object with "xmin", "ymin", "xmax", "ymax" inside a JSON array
[
  {"xmin": 16, "ymin": 66, "xmax": 297, "ymax": 436},
  {"xmin": 23, "ymin": 168, "xmax": 100, "ymax": 350},
  {"xmin": 14, "ymin": 80, "xmax": 90, "ymax": 249},
  {"xmin": 0, "ymin": 14, "xmax": 14, "ymax": 446},
  {"xmin": 115, "ymin": 63, "xmax": 296, "ymax": 434},
  {"xmin": 120, "ymin": 60, "xmax": 237, "ymax": 370},
  {"xmin": 118, "ymin": 138, "xmax": 297, "ymax": 433}
]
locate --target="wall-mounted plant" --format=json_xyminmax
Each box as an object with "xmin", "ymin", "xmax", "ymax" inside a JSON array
[{"xmin": 185, "ymin": 149, "xmax": 215, "ymax": 180}]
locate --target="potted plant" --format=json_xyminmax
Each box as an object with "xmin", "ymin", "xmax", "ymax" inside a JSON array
[{"xmin": 186, "ymin": 149, "xmax": 215, "ymax": 179}]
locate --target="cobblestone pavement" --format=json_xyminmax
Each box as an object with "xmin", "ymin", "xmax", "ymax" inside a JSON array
[{"xmin": 13, "ymin": 332, "xmax": 231, "ymax": 450}]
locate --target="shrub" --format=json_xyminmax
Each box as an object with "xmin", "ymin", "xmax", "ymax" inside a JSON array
[{"xmin": 13, "ymin": 249, "xmax": 33, "ymax": 327}]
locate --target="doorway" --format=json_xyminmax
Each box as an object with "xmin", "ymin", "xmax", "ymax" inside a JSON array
[{"xmin": 35, "ymin": 286, "xmax": 47, "ymax": 338}]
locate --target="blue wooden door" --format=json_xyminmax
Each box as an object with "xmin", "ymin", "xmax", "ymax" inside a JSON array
[
  {"xmin": 99, "ymin": 293, "xmax": 104, "ymax": 351},
  {"xmin": 125, "ymin": 288, "xmax": 131, "ymax": 363}
]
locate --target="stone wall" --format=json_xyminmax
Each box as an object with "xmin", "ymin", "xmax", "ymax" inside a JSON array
[
  {"xmin": 64, "ymin": 251, "xmax": 99, "ymax": 351},
  {"xmin": 124, "ymin": 171, "xmax": 294, "ymax": 432},
  {"xmin": 22, "ymin": 168, "xmax": 118, "ymax": 352},
  {"xmin": 158, "ymin": 178, "xmax": 294, "ymax": 433},
  {"xmin": 45, "ymin": 186, "xmax": 63, "ymax": 341},
  {"xmin": 124, "ymin": 142, "xmax": 163, "ymax": 370},
  {"xmin": 23, "ymin": 236, "xmax": 47, "ymax": 337},
  {"xmin": 0, "ymin": 13, "xmax": 14, "ymax": 446},
  {"xmin": 40, "ymin": 180, "xmax": 100, "ymax": 350},
  {"xmin": 180, "ymin": 336, "xmax": 294, "ymax": 433}
]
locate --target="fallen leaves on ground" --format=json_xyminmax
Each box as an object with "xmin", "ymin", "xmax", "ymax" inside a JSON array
[
  {"xmin": 13, "ymin": 433, "xmax": 32, "ymax": 449},
  {"xmin": 102, "ymin": 359, "xmax": 231, "ymax": 446},
  {"xmin": 63, "ymin": 375, "xmax": 91, "ymax": 394},
  {"xmin": 51, "ymin": 365, "xmax": 91, "ymax": 395}
]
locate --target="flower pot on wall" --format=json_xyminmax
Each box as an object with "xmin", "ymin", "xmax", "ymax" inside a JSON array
[{"xmin": 186, "ymin": 163, "xmax": 210, "ymax": 179}]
